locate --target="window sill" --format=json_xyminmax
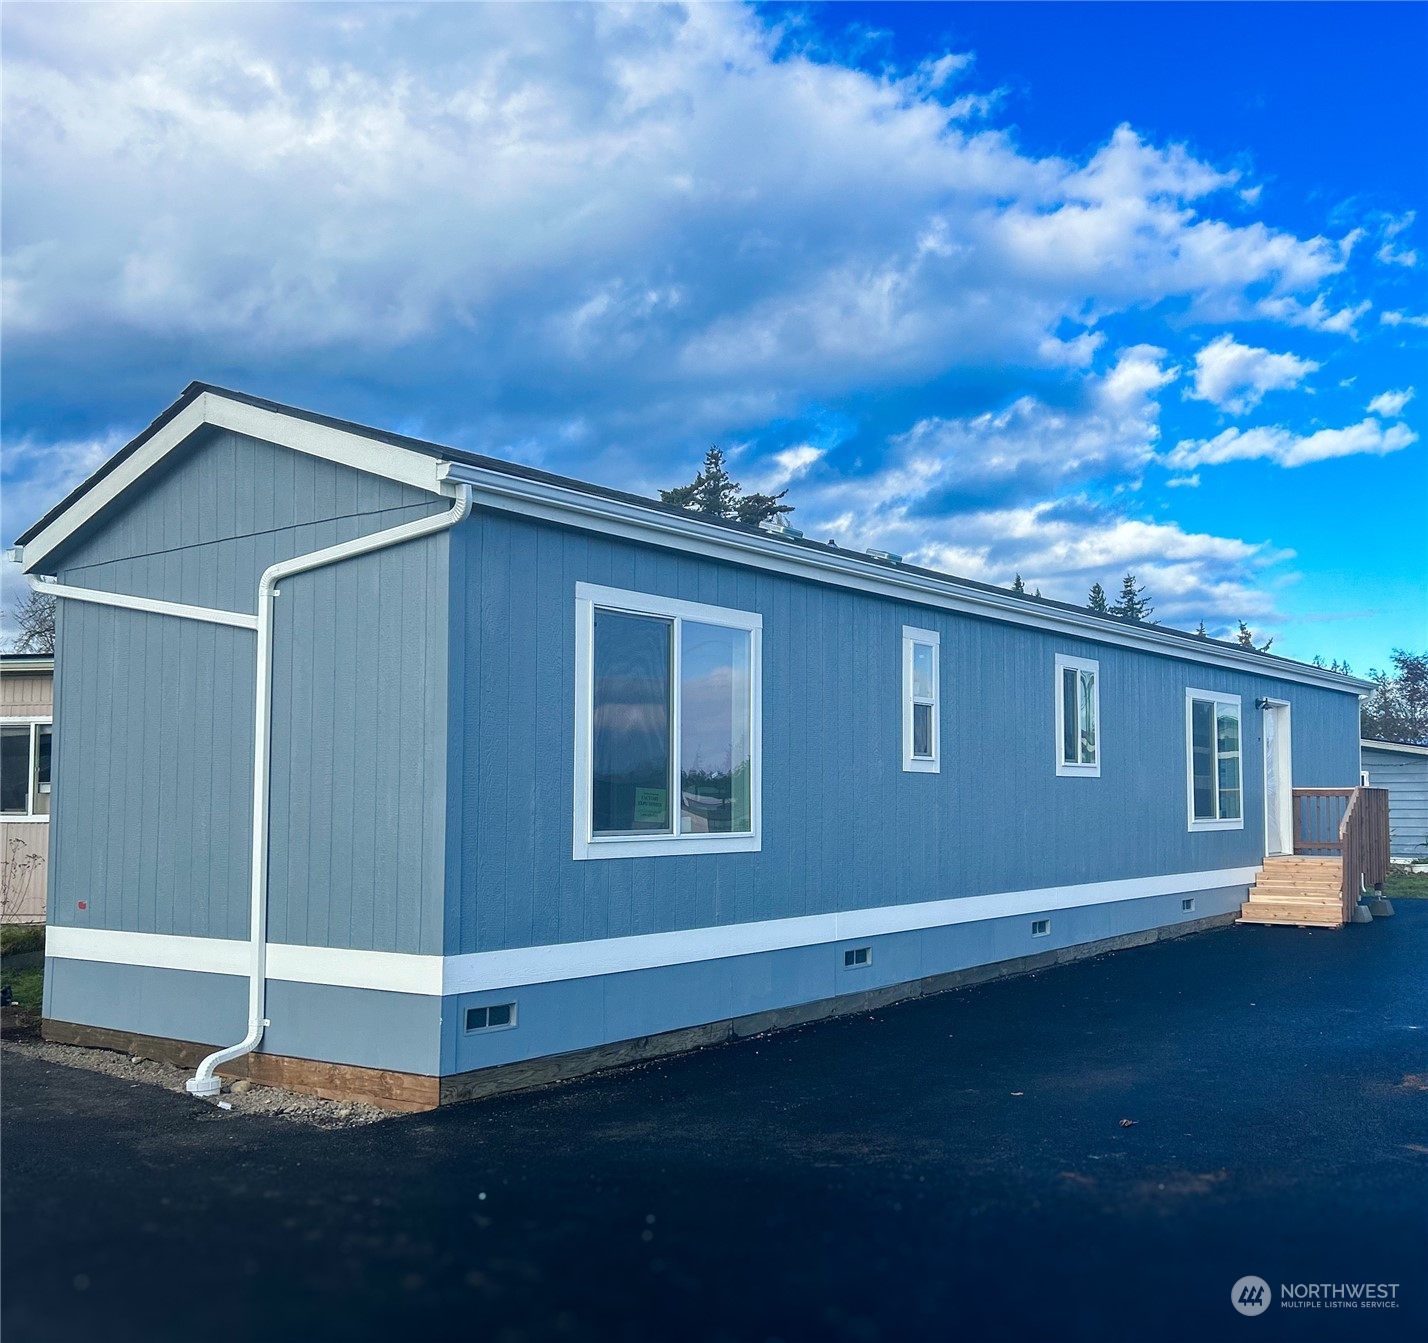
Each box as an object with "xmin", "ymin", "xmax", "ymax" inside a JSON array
[
  {"xmin": 1, "ymin": 815, "xmax": 50, "ymax": 824},
  {"xmin": 902, "ymin": 757, "xmax": 940, "ymax": 774},
  {"xmin": 1055, "ymin": 762, "xmax": 1101, "ymax": 778},
  {"xmin": 574, "ymin": 832, "xmax": 761, "ymax": 861},
  {"xmin": 1187, "ymin": 818, "xmax": 1244, "ymax": 832}
]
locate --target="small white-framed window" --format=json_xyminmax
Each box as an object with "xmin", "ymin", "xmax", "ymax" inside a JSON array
[
  {"xmin": 573, "ymin": 583, "xmax": 762, "ymax": 860},
  {"xmin": 0, "ymin": 720, "xmax": 52, "ymax": 821},
  {"xmin": 465, "ymin": 1003, "xmax": 517, "ymax": 1033},
  {"xmin": 1185, "ymin": 688, "xmax": 1243, "ymax": 831},
  {"xmin": 902, "ymin": 626, "xmax": 940, "ymax": 773},
  {"xmin": 1054, "ymin": 654, "xmax": 1100, "ymax": 777}
]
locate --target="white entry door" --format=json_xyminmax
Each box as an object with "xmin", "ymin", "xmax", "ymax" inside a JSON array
[{"xmin": 1263, "ymin": 702, "xmax": 1293, "ymax": 856}]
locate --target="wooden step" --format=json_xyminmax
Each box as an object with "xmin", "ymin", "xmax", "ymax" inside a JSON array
[
  {"xmin": 1238, "ymin": 903, "xmax": 1344, "ymax": 927},
  {"xmin": 1257, "ymin": 864, "xmax": 1340, "ymax": 877},
  {"xmin": 1248, "ymin": 900, "xmax": 1342, "ymax": 913},
  {"xmin": 1259, "ymin": 861, "xmax": 1340, "ymax": 876},
  {"xmin": 1250, "ymin": 881, "xmax": 1343, "ymax": 898}
]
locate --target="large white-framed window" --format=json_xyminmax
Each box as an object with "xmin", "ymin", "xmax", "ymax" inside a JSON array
[
  {"xmin": 902, "ymin": 626, "xmax": 940, "ymax": 773},
  {"xmin": 1185, "ymin": 688, "xmax": 1243, "ymax": 831},
  {"xmin": 0, "ymin": 719, "xmax": 52, "ymax": 821},
  {"xmin": 573, "ymin": 583, "xmax": 762, "ymax": 860},
  {"xmin": 1054, "ymin": 654, "xmax": 1100, "ymax": 778}
]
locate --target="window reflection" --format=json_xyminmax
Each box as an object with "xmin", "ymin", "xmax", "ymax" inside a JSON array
[
  {"xmin": 592, "ymin": 611, "xmax": 672, "ymax": 834},
  {"xmin": 680, "ymin": 622, "xmax": 752, "ymax": 834}
]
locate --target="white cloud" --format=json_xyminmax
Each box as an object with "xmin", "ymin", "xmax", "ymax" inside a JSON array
[
  {"xmin": 877, "ymin": 504, "xmax": 1282, "ymax": 629},
  {"xmin": 1380, "ymin": 310, "xmax": 1428, "ymax": 328},
  {"xmin": 749, "ymin": 443, "xmax": 825, "ymax": 492},
  {"xmin": 1376, "ymin": 211, "xmax": 1418, "ymax": 266},
  {"xmin": 1, "ymin": 430, "xmax": 124, "ymax": 614},
  {"xmin": 1256, "ymin": 294, "xmax": 1371, "ymax": 334},
  {"xmin": 1367, "ymin": 388, "xmax": 1415, "ymax": 418},
  {"xmin": 0, "ymin": 3, "xmax": 1361, "ymax": 436},
  {"xmin": 1376, "ymin": 242, "xmax": 1419, "ymax": 267},
  {"xmin": 810, "ymin": 345, "xmax": 1176, "ymax": 512},
  {"xmin": 1168, "ymin": 418, "xmax": 1418, "ymax": 470},
  {"xmin": 1166, "ymin": 474, "xmax": 1200, "ymax": 488},
  {"xmin": 0, "ymin": 3, "xmax": 1399, "ymax": 647},
  {"xmin": 1186, "ymin": 334, "xmax": 1319, "ymax": 414}
]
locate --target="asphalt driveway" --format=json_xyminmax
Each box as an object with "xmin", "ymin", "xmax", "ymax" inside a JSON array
[{"xmin": 4, "ymin": 905, "xmax": 1426, "ymax": 1343}]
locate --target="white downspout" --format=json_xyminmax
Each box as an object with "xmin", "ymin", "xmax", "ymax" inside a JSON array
[
  {"xmin": 21, "ymin": 479, "xmax": 469, "ymax": 1098},
  {"xmin": 184, "ymin": 481, "xmax": 470, "ymax": 1095}
]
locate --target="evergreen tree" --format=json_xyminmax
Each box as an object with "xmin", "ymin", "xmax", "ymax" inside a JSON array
[
  {"xmin": 1087, "ymin": 582, "xmax": 1109, "ymax": 614},
  {"xmin": 1195, "ymin": 621, "xmax": 1208, "ymax": 637},
  {"xmin": 1011, "ymin": 574, "xmax": 1025, "ymax": 593},
  {"xmin": 1361, "ymin": 650, "xmax": 1428, "ymax": 744},
  {"xmin": 1033, "ymin": 587, "xmax": 1042, "ymax": 599},
  {"xmin": 660, "ymin": 446, "xmax": 793, "ymax": 527},
  {"xmin": 1108, "ymin": 572, "xmax": 1154, "ymax": 622},
  {"xmin": 1236, "ymin": 620, "xmax": 1274, "ymax": 653}
]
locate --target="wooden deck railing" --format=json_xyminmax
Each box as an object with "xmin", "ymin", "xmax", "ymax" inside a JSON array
[{"xmin": 1292, "ymin": 786, "xmax": 1391, "ymax": 921}]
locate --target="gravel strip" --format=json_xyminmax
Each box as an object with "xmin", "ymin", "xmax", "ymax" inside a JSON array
[{"xmin": 2, "ymin": 1039, "xmax": 392, "ymax": 1128}]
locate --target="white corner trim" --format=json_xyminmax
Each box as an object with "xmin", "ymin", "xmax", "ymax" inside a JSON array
[
  {"xmin": 1054, "ymin": 653, "xmax": 1101, "ymax": 779},
  {"xmin": 20, "ymin": 391, "xmax": 446, "ymax": 573},
  {"xmin": 44, "ymin": 865, "xmax": 1257, "ymax": 999}
]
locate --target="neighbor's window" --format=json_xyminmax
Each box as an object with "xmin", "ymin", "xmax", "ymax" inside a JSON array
[
  {"xmin": 1186, "ymin": 690, "xmax": 1242, "ymax": 830},
  {"xmin": 902, "ymin": 626, "xmax": 940, "ymax": 773},
  {"xmin": 1055, "ymin": 655, "xmax": 1100, "ymax": 777},
  {"xmin": 575, "ymin": 584, "xmax": 761, "ymax": 859},
  {"xmin": 0, "ymin": 722, "xmax": 51, "ymax": 819}
]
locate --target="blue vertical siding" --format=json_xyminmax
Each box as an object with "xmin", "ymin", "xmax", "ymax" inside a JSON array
[
  {"xmin": 445, "ymin": 510, "xmax": 1363, "ymax": 955},
  {"xmin": 48, "ymin": 599, "xmax": 255, "ymax": 939},
  {"xmin": 47, "ymin": 426, "xmax": 451, "ymax": 952}
]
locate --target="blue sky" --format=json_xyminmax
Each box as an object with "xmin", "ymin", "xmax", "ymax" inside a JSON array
[{"xmin": 3, "ymin": 1, "xmax": 1424, "ymax": 669}]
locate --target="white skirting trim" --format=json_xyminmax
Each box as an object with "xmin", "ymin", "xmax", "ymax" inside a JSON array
[{"xmin": 45, "ymin": 865, "xmax": 1257, "ymax": 998}]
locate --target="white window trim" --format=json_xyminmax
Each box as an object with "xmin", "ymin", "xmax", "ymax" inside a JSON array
[
  {"xmin": 573, "ymin": 582, "xmax": 762, "ymax": 860},
  {"xmin": 901, "ymin": 625, "xmax": 940, "ymax": 774},
  {"xmin": 1054, "ymin": 654, "xmax": 1101, "ymax": 778},
  {"xmin": 0, "ymin": 717, "xmax": 52, "ymax": 823},
  {"xmin": 1185, "ymin": 688, "xmax": 1244, "ymax": 832}
]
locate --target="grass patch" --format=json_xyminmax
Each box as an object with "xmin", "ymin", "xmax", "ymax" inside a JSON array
[
  {"xmin": 1, "ymin": 925, "xmax": 45, "ymax": 956},
  {"xmin": 1384, "ymin": 865, "xmax": 1428, "ymax": 899},
  {"xmin": 2, "ymin": 964, "xmax": 43, "ymax": 1011}
]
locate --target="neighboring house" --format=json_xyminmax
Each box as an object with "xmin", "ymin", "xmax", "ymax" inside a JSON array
[
  {"xmin": 1361, "ymin": 738, "xmax": 1428, "ymax": 862},
  {"xmin": 13, "ymin": 386, "xmax": 1374, "ymax": 1110},
  {"xmin": 0, "ymin": 653, "xmax": 53, "ymax": 923}
]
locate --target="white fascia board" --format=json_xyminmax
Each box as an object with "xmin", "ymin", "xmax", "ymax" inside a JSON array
[
  {"xmin": 20, "ymin": 392, "xmax": 446, "ymax": 573},
  {"xmin": 45, "ymin": 865, "xmax": 1257, "ymax": 998},
  {"xmin": 442, "ymin": 461, "xmax": 1371, "ymax": 696},
  {"xmin": 1361, "ymin": 738, "xmax": 1428, "ymax": 757}
]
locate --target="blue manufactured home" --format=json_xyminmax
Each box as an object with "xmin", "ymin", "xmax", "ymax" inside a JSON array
[{"xmin": 15, "ymin": 386, "xmax": 1371, "ymax": 1108}]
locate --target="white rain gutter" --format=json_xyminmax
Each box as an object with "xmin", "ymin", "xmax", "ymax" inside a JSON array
[{"xmin": 28, "ymin": 481, "xmax": 472, "ymax": 1097}]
